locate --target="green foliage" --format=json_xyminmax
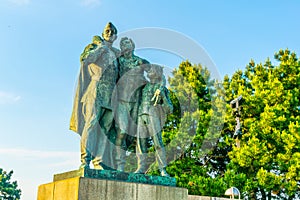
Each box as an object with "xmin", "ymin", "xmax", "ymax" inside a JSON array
[
  {"xmin": 148, "ymin": 49, "xmax": 299, "ymax": 199},
  {"xmin": 0, "ymin": 168, "xmax": 21, "ymax": 200},
  {"xmin": 147, "ymin": 60, "xmax": 228, "ymax": 197},
  {"xmin": 168, "ymin": 158, "xmax": 227, "ymax": 196},
  {"xmin": 226, "ymin": 49, "xmax": 300, "ymax": 199}
]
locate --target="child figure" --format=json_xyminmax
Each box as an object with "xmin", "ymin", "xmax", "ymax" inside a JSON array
[{"xmin": 135, "ymin": 64, "xmax": 173, "ymax": 176}]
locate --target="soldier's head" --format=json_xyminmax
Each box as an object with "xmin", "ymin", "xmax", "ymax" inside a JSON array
[
  {"xmin": 120, "ymin": 37, "xmax": 135, "ymax": 54},
  {"xmin": 147, "ymin": 64, "xmax": 163, "ymax": 83},
  {"xmin": 102, "ymin": 22, "xmax": 117, "ymax": 43}
]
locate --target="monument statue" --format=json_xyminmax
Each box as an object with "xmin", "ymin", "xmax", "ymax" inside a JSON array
[
  {"xmin": 38, "ymin": 22, "xmax": 188, "ymax": 200},
  {"xmin": 70, "ymin": 22, "xmax": 120, "ymax": 170},
  {"xmin": 135, "ymin": 64, "xmax": 173, "ymax": 177},
  {"xmin": 114, "ymin": 37, "xmax": 150, "ymax": 171}
]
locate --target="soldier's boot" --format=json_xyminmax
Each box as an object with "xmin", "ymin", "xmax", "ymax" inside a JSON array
[
  {"xmin": 80, "ymin": 146, "xmax": 91, "ymax": 169},
  {"xmin": 160, "ymin": 167, "xmax": 170, "ymax": 177},
  {"xmin": 156, "ymin": 148, "xmax": 170, "ymax": 177},
  {"xmin": 134, "ymin": 153, "xmax": 148, "ymax": 174},
  {"xmin": 91, "ymin": 144, "xmax": 105, "ymax": 170},
  {"xmin": 92, "ymin": 157, "xmax": 104, "ymax": 170}
]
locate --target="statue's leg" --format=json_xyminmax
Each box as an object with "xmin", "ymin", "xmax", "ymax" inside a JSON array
[
  {"xmin": 80, "ymin": 99, "xmax": 96, "ymax": 169},
  {"xmin": 115, "ymin": 136, "xmax": 126, "ymax": 171},
  {"xmin": 114, "ymin": 102, "xmax": 129, "ymax": 171},
  {"xmin": 150, "ymin": 116, "xmax": 170, "ymax": 177},
  {"xmin": 104, "ymin": 126, "xmax": 117, "ymax": 169},
  {"xmin": 152, "ymin": 134, "xmax": 169, "ymax": 176},
  {"xmin": 135, "ymin": 115, "xmax": 149, "ymax": 174},
  {"xmin": 92, "ymin": 108, "xmax": 113, "ymax": 170}
]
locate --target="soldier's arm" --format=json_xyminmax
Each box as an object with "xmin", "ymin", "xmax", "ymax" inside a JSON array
[
  {"xmin": 161, "ymin": 87, "xmax": 173, "ymax": 114},
  {"xmin": 85, "ymin": 45, "xmax": 106, "ymax": 64}
]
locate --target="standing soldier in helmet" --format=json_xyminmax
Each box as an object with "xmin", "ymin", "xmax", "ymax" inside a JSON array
[{"xmin": 70, "ymin": 22, "xmax": 120, "ymax": 170}]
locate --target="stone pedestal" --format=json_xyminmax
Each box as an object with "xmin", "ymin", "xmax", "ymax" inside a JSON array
[
  {"xmin": 53, "ymin": 168, "xmax": 176, "ymax": 187},
  {"xmin": 37, "ymin": 169, "xmax": 188, "ymax": 200}
]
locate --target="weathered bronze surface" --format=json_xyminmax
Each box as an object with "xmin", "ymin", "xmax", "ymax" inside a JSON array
[
  {"xmin": 53, "ymin": 168, "xmax": 176, "ymax": 187},
  {"xmin": 70, "ymin": 22, "xmax": 120, "ymax": 170},
  {"xmin": 70, "ymin": 23, "xmax": 173, "ymax": 178}
]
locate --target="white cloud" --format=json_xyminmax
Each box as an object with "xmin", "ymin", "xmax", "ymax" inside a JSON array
[
  {"xmin": 9, "ymin": 0, "xmax": 30, "ymax": 6},
  {"xmin": 81, "ymin": 0, "xmax": 101, "ymax": 7},
  {"xmin": 0, "ymin": 147, "xmax": 80, "ymax": 200},
  {"xmin": 0, "ymin": 148, "xmax": 77, "ymax": 159},
  {"xmin": 0, "ymin": 91, "xmax": 21, "ymax": 104}
]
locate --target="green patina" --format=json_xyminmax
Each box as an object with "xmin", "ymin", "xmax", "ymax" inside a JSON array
[{"xmin": 53, "ymin": 168, "xmax": 176, "ymax": 187}]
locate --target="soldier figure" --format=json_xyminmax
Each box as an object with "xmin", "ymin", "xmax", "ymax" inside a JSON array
[
  {"xmin": 114, "ymin": 37, "xmax": 150, "ymax": 171},
  {"xmin": 70, "ymin": 22, "xmax": 120, "ymax": 170}
]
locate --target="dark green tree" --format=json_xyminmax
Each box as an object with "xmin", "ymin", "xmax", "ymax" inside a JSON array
[{"xmin": 0, "ymin": 168, "xmax": 21, "ymax": 200}]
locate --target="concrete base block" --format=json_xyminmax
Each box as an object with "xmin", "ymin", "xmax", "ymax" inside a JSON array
[
  {"xmin": 37, "ymin": 177, "xmax": 188, "ymax": 200},
  {"xmin": 188, "ymin": 195, "xmax": 231, "ymax": 200}
]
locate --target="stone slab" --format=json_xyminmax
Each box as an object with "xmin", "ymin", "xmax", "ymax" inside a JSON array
[
  {"xmin": 53, "ymin": 168, "xmax": 176, "ymax": 187},
  {"xmin": 38, "ymin": 177, "xmax": 188, "ymax": 200},
  {"xmin": 188, "ymin": 195, "xmax": 231, "ymax": 200}
]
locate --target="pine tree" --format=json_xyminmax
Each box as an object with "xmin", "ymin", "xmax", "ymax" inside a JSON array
[
  {"xmin": 0, "ymin": 168, "xmax": 21, "ymax": 200},
  {"xmin": 148, "ymin": 50, "xmax": 299, "ymax": 199},
  {"xmin": 224, "ymin": 49, "xmax": 300, "ymax": 199}
]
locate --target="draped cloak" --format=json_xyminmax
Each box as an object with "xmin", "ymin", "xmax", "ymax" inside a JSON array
[{"xmin": 70, "ymin": 41, "xmax": 120, "ymax": 136}]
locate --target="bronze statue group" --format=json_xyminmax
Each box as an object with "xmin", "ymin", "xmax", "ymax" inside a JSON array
[{"xmin": 70, "ymin": 22, "xmax": 173, "ymax": 177}]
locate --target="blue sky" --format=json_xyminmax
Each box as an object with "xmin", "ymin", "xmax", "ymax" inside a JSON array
[{"xmin": 1, "ymin": 0, "xmax": 300, "ymax": 199}]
